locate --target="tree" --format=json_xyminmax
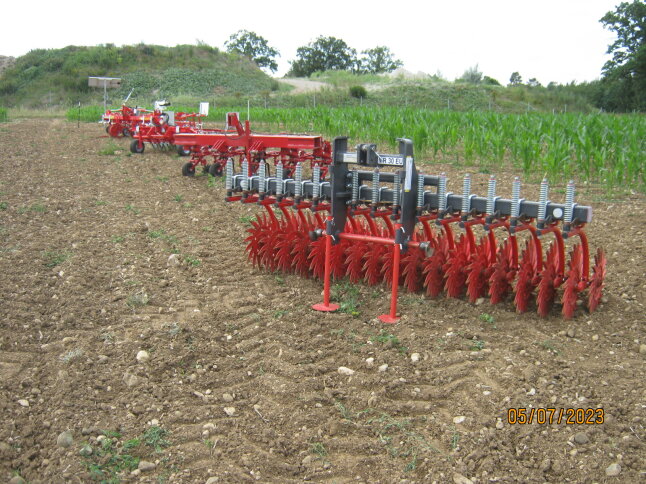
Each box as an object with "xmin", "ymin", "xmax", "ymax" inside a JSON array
[
  {"xmin": 288, "ymin": 37, "xmax": 356, "ymax": 77},
  {"xmin": 483, "ymin": 76, "xmax": 501, "ymax": 86},
  {"xmin": 509, "ymin": 72, "xmax": 523, "ymax": 86},
  {"xmin": 225, "ymin": 30, "xmax": 280, "ymax": 73},
  {"xmin": 599, "ymin": 0, "xmax": 646, "ymax": 111},
  {"xmin": 527, "ymin": 78, "xmax": 542, "ymax": 87},
  {"xmin": 357, "ymin": 47, "xmax": 402, "ymax": 74},
  {"xmin": 349, "ymin": 85, "xmax": 367, "ymax": 98},
  {"xmin": 459, "ymin": 64, "xmax": 483, "ymax": 84}
]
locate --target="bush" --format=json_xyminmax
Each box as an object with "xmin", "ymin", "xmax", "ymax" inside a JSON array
[
  {"xmin": 0, "ymin": 80, "xmax": 17, "ymax": 96},
  {"xmin": 349, "ymin": 85, "xmax": 367, "ymax": 99}
]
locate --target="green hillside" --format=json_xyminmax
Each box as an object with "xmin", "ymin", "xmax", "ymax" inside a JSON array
[
  {"xmin": 0, "ymin": 43, "xmax": 601, "ymax": 114},
  {"xmin": 0, "ymin": 43, "xmax": 279, "ymax": 108}
]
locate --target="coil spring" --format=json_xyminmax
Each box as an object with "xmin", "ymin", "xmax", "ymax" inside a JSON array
[
  {"xmin": 538, "ymin": 177, "xmax": 549, "ymax": 221},
  {"xmin": 294, "ymin": 163, "xmax": 302, "ymax": 197},
  {"xmin": 225, "ymin": 158, "xmax": 233, "ymax": 191},
  {"xmin": 511, "ymin": 176, "xmax": 521, "ymax": 218},
  {"xmin": 276, "ymin": 162, "xmax": 283, "ymax": 196},
  {"xmin": 313, "ymin": 164, "xmax": 320, "ymax": 199},
  {"xmin": 462, "ymin": 174, "xmax": 471, "ymax": 214},
  {"xmin": 351, "ymin": 169, "xmax": 359, "ymax": 204},
  {"xmin": 417, "ymin": 172, "xmax": 424, "ymax": 209},
  {"xmin": 438, "ymin": 172, "xmax": 447, "ymax": 212},
  {"xmin": 241, "ymin": 160, "xmax": 249, "ymax": 191},
  {"xmin": 564, "ymin": 180, "xmax": 575, "ymax": 224},
  {"xmin": 486, "ymin": 174, "xmax": 496, "ymax": 216},
  {"xmin": 372, "ymin": 169, "xmax": 380, "ymax": 205}
]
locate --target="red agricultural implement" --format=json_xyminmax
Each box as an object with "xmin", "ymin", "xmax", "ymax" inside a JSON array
[
  {"xmin": 226, "ymin": 137, "xmax": 605, "ymax": 322},
  {"xmin": 103, "ymin": 104, "xmax": 152, "ymax": 138},
  {"xmin": 173, "ymin": 112, "xmax": 332, "ymax": 178},
  {"xmin": 129, "ymin": 101, "xmax": 210, "ymax": 156}
]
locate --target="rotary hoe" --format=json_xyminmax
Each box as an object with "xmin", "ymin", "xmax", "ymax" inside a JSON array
[
  {"xmin": 225, "ymin": 137, "xmax": 605, "ymax": 322},
  {"xmin": 128, "ymin": 101, "xmax": 211, "ymax": 156},
  {"xmin": 173, "ymin": 112, "xmax": 332, "ymax": 179},
  {"xmin": 103, "ymin": 104, "xmax": 153, "ymax": 138}
]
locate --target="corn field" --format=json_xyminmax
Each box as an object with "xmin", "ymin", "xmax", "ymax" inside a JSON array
[
  {"xmin": 243, "ymin": 107, "xmax": 645, "ymax": 190},
  {"xmin": 69, "ymin": 105, "xmax": 645, "ymax": 190}
]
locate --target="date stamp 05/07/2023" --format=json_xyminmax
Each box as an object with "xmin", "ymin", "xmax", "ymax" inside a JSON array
[{"xmin": 506, "ymin": 408, "xmax": 605, "ymax": 425}]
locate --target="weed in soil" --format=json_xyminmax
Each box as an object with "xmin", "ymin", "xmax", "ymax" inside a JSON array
[
  {"xmin": 82, "ymin": 431, "xmax": 141, "ymax": 482},
  {"xmin": 310, "ymin": 441, "xmax": 328, "ymax": 460},
  {"xmin": 98, "ymin": 140, "xmax": 120, "ymax": 156},
  {"xmin": 126, "ymin": 290, "xmax": 149, "ymax": 308},
  {"xmin": 124, "ymin": 204, "xmax": 140, "ymax": 215},
  {"xmin": 43, "ymin": 250, "xmax": 72, "ymax": 268},
  {"xmin": 183, "ymin": 255, "xmax": 201, "ymax": 267},
  {"xmin": 371, "ymin": 329, "xmax": 408, "ymax": 353},
  {"xmin": 142, "ymin": 426, "xmax": 171, "ymax": 453},
  {"xmin": 332, "ymin": 282, "xmax": 361, "ymax": 316}
]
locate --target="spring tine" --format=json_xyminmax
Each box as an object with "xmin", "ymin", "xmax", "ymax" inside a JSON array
[
  {"xmin": 437, "ymin": 172, "xmax": 447, "ymax": 216},
  {"xmin": 258, "ymin": 161, "xmax": 266, "ymax": 196},
  {"xmin": 416, "ymin": 171, "xmax": 424, "ymax": 211},
  {"xmin": 241, "ymin": 159, "xmax": 249, "ymax": 191},
  {"xmin": 225, "ymin": 158, "xmax": 233, "ymax": 193},
  {"xmin": 351, "ymin": 169, "xmax": 359, "ymax": 207},
  {"xmin": 538, "ymin": 177, "xmax": 549, "ymax": 229},
  {"xmin": 294, "ymin": 162, "xmax": 302, "ymax": 199},
  {"xmin": 564, "ymin": 180, "xmax": 575, "ymax": 225},
  {"xmin": 276, "ymin": 161, "xmax": 284, "ymax": 199},
  {"xmin": 511, "ymin": 176, "xmax": 521, "ymax": 218},
  {"xmin": 371, "ymin": 168, "xmax": 380, "ymax": 215},
  {"xmin": 461, "ymin": 173, "xmax": 471, "ymax": 219},
  {"xmin": 313, "ymin": 164, "xmax": 321, "ymax": 199},
  {"xmin": 510, "ymin": 176, "xmax": 521, "ymax": 232},
  {"xmin": 486, "ymin": 174, "xmax": 496, "ymax": 216},
  {"xmin": 393, "ymin": 172, "xmax": 401, "ymax": 208}
]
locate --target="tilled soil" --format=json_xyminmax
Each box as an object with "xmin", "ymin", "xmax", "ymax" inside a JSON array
[{"xmin": 0, "ymin": 119, "xmax": 644, "ymax": 483}]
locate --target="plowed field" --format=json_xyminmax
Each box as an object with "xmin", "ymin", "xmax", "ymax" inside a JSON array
[{"xmin": 1, "ymin": 119, "xmax": 644, "ymax": 483}]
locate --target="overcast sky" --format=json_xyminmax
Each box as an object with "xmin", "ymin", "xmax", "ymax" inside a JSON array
[{"xmin": 2, "ymin": 0, "xmax": 620, "ymax": 84}]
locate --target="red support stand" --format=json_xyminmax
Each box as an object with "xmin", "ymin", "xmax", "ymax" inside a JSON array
[
  {"xmin": 379, "ymin": 225, "xmax": 402, "ymax": 324},
  {"xmin": 312, "ymin": 225, "xmax": 340, "ymax": 312}
]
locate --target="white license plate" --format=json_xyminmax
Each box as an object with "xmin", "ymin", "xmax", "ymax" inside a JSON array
[{"xmin": 378, "ymin": 155, "xmax": 404, "ymax": 166}]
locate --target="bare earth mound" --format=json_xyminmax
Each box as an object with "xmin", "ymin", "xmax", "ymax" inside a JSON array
[
  {"xmin": 0, "ymin": 119, "xmax": 644, "ymax": 483},
  {"xmin": 0, "ymin": 55, "xmax": 16, "ymax": 75},
  {"xmin": 278, "ymin": 78, "xmax": 328, "ymax": 94}
]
